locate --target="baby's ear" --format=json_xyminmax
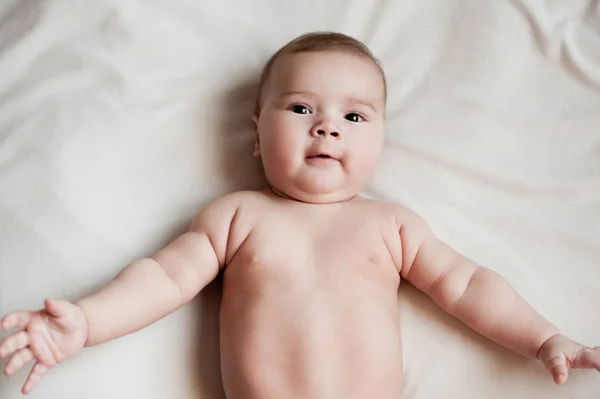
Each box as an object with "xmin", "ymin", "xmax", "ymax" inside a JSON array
[{"xmin": 252, "ymin": 115, "xmax": 260, "ymax": 157}]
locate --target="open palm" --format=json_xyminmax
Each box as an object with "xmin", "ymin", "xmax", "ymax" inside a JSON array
[{"xmin": 0, "ymin": 298, "xmax": 88, "ymax": 394}]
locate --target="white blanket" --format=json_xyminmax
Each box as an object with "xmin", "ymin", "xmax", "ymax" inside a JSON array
[{"xmin": 1, "ymin": 0, "xmax": 599, "ymax": 398}]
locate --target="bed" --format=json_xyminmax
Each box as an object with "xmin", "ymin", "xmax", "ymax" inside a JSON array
[{"xmin": 1, "ymin": 0, "xmax": 599, "ymax": 397}]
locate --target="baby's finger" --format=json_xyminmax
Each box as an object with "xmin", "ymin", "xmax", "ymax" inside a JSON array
[
  {"xmin": 551, "ymin": 365, "xmax": 569, "ymax": 384},
  {"xmin": 44, "ymin": 298, "xmax": 70, "ymax": 319},
  {"xmin": 22, "ymin": 362, "xmax": 48, "ymax": 395},
  {"xmin": 544, "ymin": 355, "xmax": 568, "ymax": 384},
  {"xmin": 0, "ymin": 330, "xmax": 30, "ymax": 358},
  {"xmin": 4, "ymin": 348, "xmax": 33, "ymax": 377},
  {"xmin": 1, "ymin": 312, "xmax": 31, "ymax": 331},
  {"xmin": 551, "ymin": 366, "xmax": 569, "ymax": 385},
  {"xmin": 573, "ymin": 347, "xmax": 600, "ymax": 371}
]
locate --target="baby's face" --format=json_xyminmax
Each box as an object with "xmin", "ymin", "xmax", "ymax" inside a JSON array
[{"xmin": 253, "ymin": 51, "xmax": 385, "ymax": 203}]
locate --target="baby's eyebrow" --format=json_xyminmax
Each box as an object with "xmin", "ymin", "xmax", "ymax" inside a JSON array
[
  {"xmin": 346, "ymin": 97, "xmax": 377, "ymax": 113},
  {"xmin": 278, "ymin": 90, "xmax": 318, "ymax": 99}
]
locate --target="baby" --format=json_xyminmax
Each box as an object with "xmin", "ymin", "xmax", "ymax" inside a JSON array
[{"xmin": 1, "ymin": 32, "xmax": 599, "ymax": 398}]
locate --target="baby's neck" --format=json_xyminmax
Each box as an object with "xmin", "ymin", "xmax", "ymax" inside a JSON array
[{"xmin": 268, "ymin": 186, "xmax": 359, "ymax": 204}]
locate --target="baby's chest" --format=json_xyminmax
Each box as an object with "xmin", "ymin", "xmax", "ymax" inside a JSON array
[{"xmin": 230, "ymin": 211, "xmax": 402, "ymax": 285}]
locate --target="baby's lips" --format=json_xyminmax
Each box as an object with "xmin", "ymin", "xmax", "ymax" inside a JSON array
[{"xmin": 305, "ymin": 151, "xmax": 340, "ymax": 160}]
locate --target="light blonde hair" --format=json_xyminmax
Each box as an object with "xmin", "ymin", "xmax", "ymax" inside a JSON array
[{"xmin": 254, "ymin": 31, "xmax": 387, "ymax": 116}]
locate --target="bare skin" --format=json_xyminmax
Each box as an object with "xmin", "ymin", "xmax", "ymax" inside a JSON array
[
  {"xmin": 219, "ymin": 190, "xmax": 404, "ymax": 398},
  {"xmin": 1, "ymin": 49, "xmax": 599, "ymax": 397}
]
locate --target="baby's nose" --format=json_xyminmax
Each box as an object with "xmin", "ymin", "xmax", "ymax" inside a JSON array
[{"xmin": 311, "ymin": 121, "xmax": 340, "ymax": 138}]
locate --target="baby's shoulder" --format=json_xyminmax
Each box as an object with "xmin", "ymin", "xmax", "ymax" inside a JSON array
[
  {"xmin": 192, "ymin": 189, "xmax": 273, "ymax": 226},
  {"xmin": 207, "ymin": 189, "xmax": 264, "ymax": 207},
  {"xmin": 360, "ymin": 198, "xmax": 429, "ymax": 232},
  {"xmin": 195, "ymin": 190, "xmax": 265, "ymax": 218}
]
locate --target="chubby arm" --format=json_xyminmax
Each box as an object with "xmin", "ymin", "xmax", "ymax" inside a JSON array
[
  {"xmin": 76, "ymin": 194, "xmax": 239, "ymax": 346},
  {"xmin": 397, "ymin": 211, "xmax": 558, "ymax": 359},
  {"xmin": 397, "ymin": 211, "xmax": 600, "ymax": 384},
  {"xmin": 0, "ymin": 194, "xmax": 241, "ymax": 393}
]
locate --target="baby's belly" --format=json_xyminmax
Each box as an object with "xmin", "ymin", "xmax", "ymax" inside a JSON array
[{"xmin": 219, "ymin": 262, "xmax": 403, "ymax": 399}]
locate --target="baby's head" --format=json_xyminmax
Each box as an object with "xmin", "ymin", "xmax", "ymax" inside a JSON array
[{"xmin": 253, "ymin": 32, "xmax": 387, "ymax": 203}]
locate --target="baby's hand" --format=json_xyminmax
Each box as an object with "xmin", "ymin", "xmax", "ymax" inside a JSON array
[
  {"xmin": 537, "ymin": 334, "xmax": 600, "ymax": 384},
  {"xmin": 0, "ymin": 299, "xmax": 88, "ymax": 394}
]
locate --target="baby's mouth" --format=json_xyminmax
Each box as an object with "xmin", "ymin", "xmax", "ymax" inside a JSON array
[
  {"xmin": 306, "ymin": 152, "xmax": 338, "ymax": 160},
  {"xmin": 305, "ymin": 153, "xmax": 339, "ymax": 165}
]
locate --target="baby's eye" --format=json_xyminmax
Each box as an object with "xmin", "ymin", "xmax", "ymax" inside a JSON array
[
  {"xmin": 345, "ymin": 113, "xmax": 364, "ymax": 123},
  {"xmin": 290, "ymin": 105, "xmax": 311, "ymax": 115}
]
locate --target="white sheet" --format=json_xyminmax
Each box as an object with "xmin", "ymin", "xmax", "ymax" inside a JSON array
[{"xmin": 0, "ymin": 0, "xmax": 599, "ymax": 398}]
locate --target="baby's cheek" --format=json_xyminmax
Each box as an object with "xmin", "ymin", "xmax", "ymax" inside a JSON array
[
  {"xmin": 262, "ymin": 134, "xmax": 297, "ymax": 169},
  {"xmin": 353, "ymin": 140, "xmax": 381, "ymax": 175}
]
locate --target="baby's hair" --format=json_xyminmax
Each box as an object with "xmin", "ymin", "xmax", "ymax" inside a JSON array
[{"xmin": 254, "ymin": 31, "xmax": 387, "ymax": 116}]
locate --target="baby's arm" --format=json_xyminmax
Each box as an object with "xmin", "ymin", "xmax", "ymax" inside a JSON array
[
  {"xmin": 1, "ymin": 193, "xmax": 240, "ymax": 393},
  {"xmin": 398, "ymin": 211, "xmax": 599, "ymax": 383},
  {"xmin": 77, "ymin": 193, "xmax": 238, "ymax": 345},
  {"xmin": 76, "ymin": 202, "xmax": 228, "ymax": 346}
]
